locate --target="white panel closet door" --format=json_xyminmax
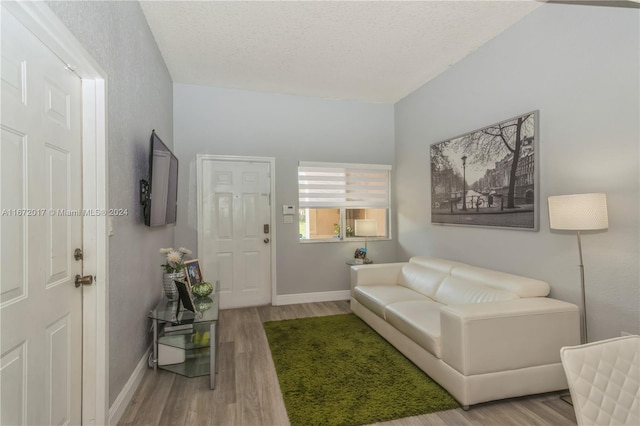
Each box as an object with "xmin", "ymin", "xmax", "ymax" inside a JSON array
[{"xmin": 1, "ymin": 7, "xmax": 83, "ymax": 425}]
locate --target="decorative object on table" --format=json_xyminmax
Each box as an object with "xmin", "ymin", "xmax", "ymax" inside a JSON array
[
  {"xmin": 355, "ymin": 219, "xmax": 377, "ymax": 264},
  {"xmin": 430, "ymin": 111, "xmax": 538, "ymax": 230},
  {"xmin": 194, "ymin": 296, "xmax": 214, "ymax": 312},
  {"xmin": 353, "ymin": 248, "xmax": 366, "ymax": 265},
  {"xmin": 164, "ymin": 298, "xmax": 179, "ymax": 309},
  {"xmin": 184, "ymin": 258, "xmax": 203, "ymax": 288},
  {"xmin": 162, "ymin": 272, "xmax": 183, "ymax": 301},
  {"xmin": 160, "ymin": 247, "xmax": 192, "ymax": 300},
  {"xmin": 548, "ymin": 193, "xmax": 608, "ymax": 344},
  {"xmin": 192, "ymin": 329, "xmax": 211, "ymax": 346},
  {"xmin": 192, "ymin": 281, "xmax": 214, "ymax": 298},
  {"xmin": 264, "ymin": 314, "xmax": 458, "ymax": 426},
  {"xmin": 175, "ymin": 280, "xmax": 196, "ymax": 312}
]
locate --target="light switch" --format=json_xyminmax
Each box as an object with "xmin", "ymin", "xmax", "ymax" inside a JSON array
[{"xmin": 284, "ymin": 215, "xmax": 293, "ymax": 224}]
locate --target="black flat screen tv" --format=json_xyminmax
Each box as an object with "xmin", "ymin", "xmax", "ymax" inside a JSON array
[{"xmin": 142, "ymin": 130, "xmax": 178, "ymax": 226}]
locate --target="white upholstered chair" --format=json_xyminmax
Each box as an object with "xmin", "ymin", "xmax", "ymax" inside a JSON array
[{"xmin": 560, "ymin": 335, "xmax": 639, "ymax": 426}]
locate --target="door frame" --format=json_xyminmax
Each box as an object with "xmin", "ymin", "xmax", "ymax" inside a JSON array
[
  {"xmin": 3, "ymin": 2, "xmax": 109, "ymax": 425},
  {"xmin": 196, "ymin": 155, "xmax": 277, "ymax": 305}
]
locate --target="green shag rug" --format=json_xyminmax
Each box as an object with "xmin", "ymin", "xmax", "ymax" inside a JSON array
[{"xmin": 263, "ymin": 314, "xmax": 459, "ymax": 426}]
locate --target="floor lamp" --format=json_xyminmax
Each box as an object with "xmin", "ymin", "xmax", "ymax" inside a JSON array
[
  {"xmin": 548, "ymin": 193, "xmax": 608, "ymax": 344},
  {"xmin": 355, "ymin": 219, "xmax": 377, "ymax": 264}
]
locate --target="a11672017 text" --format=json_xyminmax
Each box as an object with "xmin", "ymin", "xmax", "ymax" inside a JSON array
[{"xmin": 1, "ymin": 208, "xmax": 129, "ymax": 217}]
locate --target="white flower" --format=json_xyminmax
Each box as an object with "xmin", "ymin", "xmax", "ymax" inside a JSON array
[
  {"xmin": 166, "ymin": 251, "xmax": 182, "ymax": 263},
  {"xmin": 160, "ymin": 246, "xmax": 191, "ymax": 273}
]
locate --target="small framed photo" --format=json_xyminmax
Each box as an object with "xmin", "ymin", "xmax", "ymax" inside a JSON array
[
  {"xmin": 175, "ymin": 280, "xmax": 196, "ymax": 312},
  {"xmin": 184, "ymin": 259, "xmax": 203, "ymax": 288}
]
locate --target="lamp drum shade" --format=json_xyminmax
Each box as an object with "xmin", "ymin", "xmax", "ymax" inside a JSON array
[
  {"xmin": 355, "ymin": 219, "xmax": 377, "ymax": 237},
  {"xmin": 548, "ymin": 193, "xmax": 608, "ymax": 231}
]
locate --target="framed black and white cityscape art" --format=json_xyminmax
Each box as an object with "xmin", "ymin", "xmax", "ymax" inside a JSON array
[{"xmin": 430, "ymin": 111, "xmax": 538, "ymax": 231}]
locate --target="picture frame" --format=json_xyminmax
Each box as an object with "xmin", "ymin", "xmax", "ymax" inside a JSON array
[
  {"xmin": 184, "ymin": 259, "xmax": 203, "ymax": 288},
  {"xmin": 174, "ymin": 280, "xmax": 196, "ymax": 312},
  {"xmin": 430, "ymin": 111, "xmax": 539, "ymax": 231}
]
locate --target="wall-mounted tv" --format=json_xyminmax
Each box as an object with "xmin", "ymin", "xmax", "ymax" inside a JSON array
[{"xmin": 140, "ymin": 130, "xmax": 178, "ymax": 226}]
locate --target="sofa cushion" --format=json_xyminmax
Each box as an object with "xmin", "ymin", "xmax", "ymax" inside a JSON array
[
  {"xmin": 408, "ymin": 256, "xmax": 468, "ymax": 271},
  {"xmin": 450, "ymin": 265, "xmax": 550, "ymax": 298},
  {"xmin": 354, "ymin": 285, "xmax": 429, "ymax": 319},
  {"xmin": 435, "ymin": 276, "xmax": 518, "ymax": 305},
  {"xmin": 397, "ymin": 263, "xmax": 449, "ymax": 299},
  {"xmin": 385, "ymin": 300, "xmax": 444, "ymax": 358},
  {"xmin": 397, "ymin": 257, "xmax": 469, "ymax": 299}
]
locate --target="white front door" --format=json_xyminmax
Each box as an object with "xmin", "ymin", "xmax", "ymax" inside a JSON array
[
  {"xmin": 1, "ymin": 7, "xmax": 83, "ymax": 425},
  {"xmin": 197, "ymin": 157, "xmax": 272, "ymax": 309}
]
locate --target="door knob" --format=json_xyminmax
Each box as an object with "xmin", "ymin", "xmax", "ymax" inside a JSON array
[
  {"xmin": 264, "ymin": 238, "xmax": 270, "ymax": 244},
  {"xmin": 75, "ymin": 274, "xmax": 94, "ymax": 287}
]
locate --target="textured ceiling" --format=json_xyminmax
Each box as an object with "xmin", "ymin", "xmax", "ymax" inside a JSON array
[{"xmin": 139, "ymin": 1, "xmax": 542, "ymax": 103}]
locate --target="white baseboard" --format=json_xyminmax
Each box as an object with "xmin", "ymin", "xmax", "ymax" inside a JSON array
[
  {"xmin": 274, "ymin": 290, "xmax": 350, "ymax": 306},
  {"xmin": 108, "ymin": 347, "xmax": 151, "ymax": 425}
]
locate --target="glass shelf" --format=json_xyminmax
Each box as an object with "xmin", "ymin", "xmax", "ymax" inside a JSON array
[
  {"xmin": 159, "ymin": 349, "xmax": 210, "ymax": 378},
  {"xmin": 158, "ymin": 323, "xmax": 212, "ymax": 350},
  {"xmin": 149, "ymin": 294, "xmax": 219, "ymax": 324}
]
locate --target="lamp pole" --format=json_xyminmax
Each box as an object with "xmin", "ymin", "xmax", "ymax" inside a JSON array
[
  {"xmin": 577, "ymin": 230, "xmax": 588, "ymax": 343},
  {"xmin": 461, "ymin": 155, "xmax": 467, "ymax": 211}
]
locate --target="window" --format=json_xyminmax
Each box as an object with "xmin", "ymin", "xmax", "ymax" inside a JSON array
[{"xmin": 298, "ymin": 161, "xmax": 391, "ymax": 242}]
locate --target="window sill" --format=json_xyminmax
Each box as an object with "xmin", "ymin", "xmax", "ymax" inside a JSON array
[{"xmin": 299, "ymin": 237, "xmax": 391, "ymax": 244}]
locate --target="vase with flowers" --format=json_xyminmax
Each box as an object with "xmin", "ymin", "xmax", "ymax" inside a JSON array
[{"xmin": 160, "ymin": 247, "xmax": 192, "ymax": 300}]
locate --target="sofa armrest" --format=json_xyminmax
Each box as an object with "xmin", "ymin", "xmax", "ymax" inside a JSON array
[
  {"xmin": 350, "ymin": 263, "xmax": 407, "ymax": 294},
  {"xmin": 440, "ymin": 298, "xmax": 580, "ymax": 375}
]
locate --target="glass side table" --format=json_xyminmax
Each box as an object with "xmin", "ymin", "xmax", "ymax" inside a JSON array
[{"xmin": 149, "ymin": 283, "xmax": 219, "ymax": 389}]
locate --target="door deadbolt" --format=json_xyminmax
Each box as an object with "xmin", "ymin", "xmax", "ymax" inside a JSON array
[
  {"xmin": 74, "ymin": 248, "xmax": 83, "ymax": 261},
  {"xmin": 75, "ymin": 274, "xmax": 93, "ymax": 287},
  {"xmin": 264, "ymin": 238, "xmax": 270, "ymax": 244}
]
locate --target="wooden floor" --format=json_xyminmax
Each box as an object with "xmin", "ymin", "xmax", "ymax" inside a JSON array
[{"xmin": 119, "ymin": 301, "xmax": 578, "ymax": 426}]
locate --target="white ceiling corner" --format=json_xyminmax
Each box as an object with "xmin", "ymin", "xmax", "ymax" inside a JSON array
[{"xmin": 139, "ymin": 1, "xmax": 542, "ymax": 103}]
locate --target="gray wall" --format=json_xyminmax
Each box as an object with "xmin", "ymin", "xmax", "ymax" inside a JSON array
[
  {"xmin": 174, "ymin": 84, "xmax": 395, "ymax": 296},
  {"xmin": 47, "ymin": 1, "xmax": 174, "ymax": 405},
  {"xmin": 394, "ymin": 3, "xmax": 639, "ymax": 341}
]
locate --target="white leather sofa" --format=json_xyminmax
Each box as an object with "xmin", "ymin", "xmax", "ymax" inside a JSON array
[{"xmin": 350, "ymin": 256, "xmax": 580, "ymax": 408}]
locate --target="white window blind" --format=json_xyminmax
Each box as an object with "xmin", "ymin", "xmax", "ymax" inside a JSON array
[{"xmin": 298, "ymin": 161, "xmax": 391, "ymax": 208}]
